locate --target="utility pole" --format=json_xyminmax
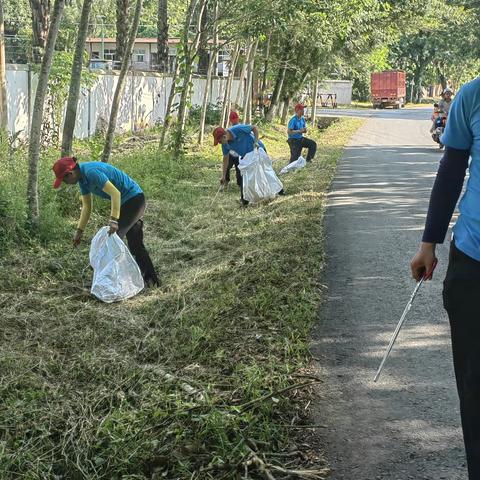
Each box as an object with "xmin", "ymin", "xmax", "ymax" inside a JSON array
[{"xmin": 0, "ymin": 0, "xmax": 8, "ymax": 130}]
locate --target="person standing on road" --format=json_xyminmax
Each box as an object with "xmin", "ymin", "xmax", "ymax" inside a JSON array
[
  {"xmin": 410, "ymin": 77, "xmax": 480, "ymax": 480},
  {"xmin": 53, "ymin": 157, "xmax": 160, "ymax": 287},
  {"xmin": 213, "ymin": 123, "xmax": 267, "ymax": 206},
  {"xmin": 287, "ymin": 103, "xmax": 317, "ymax": 163}
]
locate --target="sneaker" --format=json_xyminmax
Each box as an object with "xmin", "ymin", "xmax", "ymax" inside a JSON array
[
  {"xmin": 240, "ymin": 198, "xmax": 249, "ymax": 207},
  {"xmin": 278, "ymin": 189, "xmax": 285, "ymax": 196}
]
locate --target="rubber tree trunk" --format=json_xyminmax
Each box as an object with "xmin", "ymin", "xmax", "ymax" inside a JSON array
[
  {"xmin": 234, "ymin": 41, "xmax": 251, "ymax": 109},
  {"xmin": 0, "ymin": 0, "xmax": 7, "ymax": 131},
  {"xmin": 198, "ymin": 50, "xmax": 216, "ymax": 144},
  {"xmin": 101, "ymin": 0, "xmax": 143, "ymax": 163},
  {"xmin": 157, "ymin": 0, "xmax": 168, "ymax": 72},
  {"xmin": 29, "ymin": 0, "xmax": 50, "ymax": 63},
  {"xmin": 265, "ymin": 64, "xmax": 286, "ymax": 122},
  {"xmin": 311, "ymin": 72, "xmax": 318, "ymax": 127},
  {"xmin": 259, "ymin": 35, "xmax": 270, "ymax": 116},
  {"xmin": 280, "ymin": 97, "xmax": 289, "ymax": 124},
  {"xmin": 198, "ymin": 0, "xmax": 217, "ymax": 144},
  {"xmin": 221, "ymin": 42, "xmax": 240, "ymax": 127},
  {"xmin": 27, "ymin": 0, "xmax": 65, "ymax": 230},
  {"xmin": 196, "ymin": 5, "xmax": 209, "ymax": 75},
  {"xmin": 243, "ymin": 39, "xmax": 258, "ymax": 124},
  {"xmin": 116, "ymin": 0, "xmax": 130, "ymax": 66},
  {"xmin": 159, "ymin": 60, "xmax": 179, "ymax": 147},
  {"xmin": 60, "ymin": 0, "xmax": 93, "ymax": 156},
  {"xmin": 174, "ymin": 0, "xmax": 207, "ymax": 151}
]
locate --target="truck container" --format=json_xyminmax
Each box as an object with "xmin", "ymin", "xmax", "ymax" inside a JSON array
[{"xmin": 371, "ymin": 71, "xmax": 406, "ymax": 109}]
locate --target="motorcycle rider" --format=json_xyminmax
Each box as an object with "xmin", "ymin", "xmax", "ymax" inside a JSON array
[
  {"xmin": 439, "ymin": 87, "xmax": 454, "ymax": 116},
  {"xmin": 431, "ymin": 87, "xmax": 454, "ymax": 136}
]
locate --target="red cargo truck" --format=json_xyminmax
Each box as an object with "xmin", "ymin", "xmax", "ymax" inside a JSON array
[{"xmin": 371, "ymin": 71, "xmax": 406, "ymax": 109}]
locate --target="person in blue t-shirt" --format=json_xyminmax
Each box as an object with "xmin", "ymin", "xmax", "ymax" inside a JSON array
[
  {"xmin": 213, "ymin": 123, "xmax": 268, "ymax": 206},
  {"xmin": 287, "ymin": 103, "xmax": 317, "ymax": 163},
  {"xmin": 52, "ymin": 157, "xmax": 159, "ymax": 287},
  {"xmin": 410, "ymin": 77, "xmax": 480, "ymax": 479}
]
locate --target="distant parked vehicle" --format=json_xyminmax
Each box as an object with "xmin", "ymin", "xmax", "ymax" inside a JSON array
[{"xmin": 371, "ymin": 71, "xmax": 406, "ymax": 109}]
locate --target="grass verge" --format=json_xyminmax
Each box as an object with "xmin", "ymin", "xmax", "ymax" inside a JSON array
[{"xmin": 0, "ymin": 117, "xmax": 362, "ymax": 479}]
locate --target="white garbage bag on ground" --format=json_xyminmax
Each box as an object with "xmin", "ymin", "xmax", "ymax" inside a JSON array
[
  {"xmin": 238, "ymin": 148, "xmax": 283, "ymax": 204},
  {"xmin": 89, "ymin": 226, "xmax": 144, "ymax": 303},
  {"xmin": 280, "ymin": 155, "xmax": 307, "ymax": 175}
]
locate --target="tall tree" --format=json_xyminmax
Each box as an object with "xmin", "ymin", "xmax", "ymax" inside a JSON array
[
  {"xmin": 197, "ymin": 5, "xmax": 209, "ymax": 75},
  {"xmin": 157, "ymin": 0, "xmax": 168, "ymax": 72},
  {"xmin": 29, "ymin": 0, "xmax": 50, "ymax": 63},
  {"xmin": 173, "ymin": 0, "xmax": 208, "ymax": 151},
  {"xmin": 0, "ymin": 0, "xmax": 7, "ymax": 131},
  {"xmin": 102, "ymin": 0, "xmax": 143, "ymax": 163},
  {"xmin": 220, "ymin": 42, "xmax": 240, "ymax": 127},
  {"xmin": 27, "ymin": 0, "xmax": 65, "ymax": 229},
  {"xmin": 61, "ymin": 0, "xmax": 94, "ymax": 156},
  {"xmin": 115, "ymin": 0, "xmax": 129, "ymax": 66},
  {"xmin": 198, "ymin": 0, "xmax": 217, "ymax": 144}
]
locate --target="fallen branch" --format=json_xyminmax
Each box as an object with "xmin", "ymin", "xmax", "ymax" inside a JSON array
[{"xmin": 236, "ymin": 381, "xmax": 322, "ymax": 412}]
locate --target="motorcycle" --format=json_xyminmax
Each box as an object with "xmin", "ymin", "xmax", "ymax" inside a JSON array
[{"xmin": 432, "ymin": 113, "xmax": 447, "ymax": 148}]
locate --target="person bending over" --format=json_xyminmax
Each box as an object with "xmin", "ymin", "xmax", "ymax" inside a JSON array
[{"xmin": 52, "ymin": 156, "xmax": 159, "ymax": 287}]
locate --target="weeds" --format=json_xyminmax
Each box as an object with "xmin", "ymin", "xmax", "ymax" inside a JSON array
[{"xmin": 0, "ymin": 118, "xmax": 362, "ymax": 478}]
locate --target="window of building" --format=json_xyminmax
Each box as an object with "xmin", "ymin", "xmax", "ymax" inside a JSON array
[
  {"xmin": 104, "ymin": 48, "xmax": 116, "ymax": 61},
  {"xmin": 134, "ymin": 48, "xmax": 146, "ymax": 63}
]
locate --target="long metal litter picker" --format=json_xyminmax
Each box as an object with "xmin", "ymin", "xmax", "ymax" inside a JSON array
[{"xmin": 373, "ymin": 260, "xmax": 438, "ymax": 383}]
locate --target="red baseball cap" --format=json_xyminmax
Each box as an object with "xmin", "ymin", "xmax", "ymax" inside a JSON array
[
  {"xmin": 229, "ymin": 111, "xmax": 239, "ymax": 124},
  {"xmin": 294, "ymin": 103, "xmax": 305, "ymax": 111},
  {"xmin": 213, "ymin": 127, "xmax": 226, "ymax": 146},
  {"xmin": 52, "ymin": 156, "xmax": 77, "ymax": 188}
]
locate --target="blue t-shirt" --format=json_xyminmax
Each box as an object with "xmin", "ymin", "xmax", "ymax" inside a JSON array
[
  {"xmin": 220, "ymin": 124, "xmax": 266, "ymax": 157},
  {"xmin": 78, "ymin": 162, "xmax": 143, "ymax": 204},
  {"xmin": 288, "ymin": 115, "xmax": 306, "ymax": 139},
  {"xmin": 441, "ymin": 77, "xmax": 480, "ymax": 260}
]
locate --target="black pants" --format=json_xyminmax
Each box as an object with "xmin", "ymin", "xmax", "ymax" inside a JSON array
[
  {"xmin": 287, "ymin": 137, "xmax": 317, "ymax": 163},
  {"xmin": 117, "ymin": 193, "xmax": 158, "ymax": 284},
  {"xmin": 443, "ymin": 241, "xmax": 480, "ymax": 479},
  {"xmin": 225, "ymin": 154, "xmax": 244, "ymax": 201}
]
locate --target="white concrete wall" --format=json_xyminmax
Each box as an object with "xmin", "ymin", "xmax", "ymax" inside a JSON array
[
  {"xmin": 317, "ymin": 80, "xmax": 353, "ymax": 105},
  {"xmin": 5, "ymin": 65, "xmax": 244, "ymax": 140}
]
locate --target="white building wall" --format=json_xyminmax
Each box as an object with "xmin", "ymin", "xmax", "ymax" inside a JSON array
[{"xmin": 5, "ymin": 64, "xmax": 316, "ymax": 140}]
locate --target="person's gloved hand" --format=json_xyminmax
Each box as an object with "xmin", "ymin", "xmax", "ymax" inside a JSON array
[
  {"xmin": 108, "ymin": 220, "xmax": 119, "ymax": 236},
  {"xmin": 73, "ymin": 229, "xmax": 83, "ymax": 247}
]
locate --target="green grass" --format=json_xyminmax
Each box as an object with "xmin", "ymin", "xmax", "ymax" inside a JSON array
[{"xmin": 0, "ymin": 118, "xmax": 362, "ymax": 479}]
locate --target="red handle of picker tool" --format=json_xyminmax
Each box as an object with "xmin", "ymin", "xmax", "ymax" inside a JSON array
[{"xmin": 423, "ymin": 259, "xmax": 438, "ymax": 281}]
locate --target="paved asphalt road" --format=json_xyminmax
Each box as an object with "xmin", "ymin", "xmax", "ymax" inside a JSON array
[{"xmin": 311, "ymin": 107, "xmax": 467, "ymax": 480}]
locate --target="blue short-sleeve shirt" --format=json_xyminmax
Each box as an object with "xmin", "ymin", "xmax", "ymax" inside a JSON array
[
  {"xmin": 441, "ymin": 77, "xmax": 480, "ymax": 260},
  {"xmin": 78, "ymin": 162, "xmax": 143, "ymax": 204},
  {"xmin": 288, "ymin": 115, "xmax": 306, "ymax": 139},
  {"xmin": 221, "ymin": 124, "xmax": 266, "ymax": 157}
]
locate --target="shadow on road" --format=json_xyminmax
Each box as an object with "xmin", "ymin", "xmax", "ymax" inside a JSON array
[{"xmin": 311, "ymin": 139, "xmax": 466, "ymax": 479}]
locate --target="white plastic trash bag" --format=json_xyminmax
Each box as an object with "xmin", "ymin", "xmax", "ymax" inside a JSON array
[
  {"xmin": 280, "ymin": 155, "xmax": 306, "ymax": 175},
  {"xmin": 89, "ymin": 226, "xmax": 144, "ymax": 303},
  {"xmin": 238, "ymin": 148, "xmax": 283, "ymax": 204}
]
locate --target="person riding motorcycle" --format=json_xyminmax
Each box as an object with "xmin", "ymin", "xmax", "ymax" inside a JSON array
[
  {"xmin": 430, "ymin": 87, "xmax": 454, "ymax": 144},
  {"xmin": 438, "ymin": 87, "xmax": 453, "ymax": 116}
]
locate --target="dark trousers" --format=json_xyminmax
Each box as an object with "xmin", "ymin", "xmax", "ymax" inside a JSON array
[
  {"xmin": 225, "ymin": 154, "xmax": 244, "ymax": 201},
  {"xmin": 117, "ymin": 193, "xmax": 158, "ymax": 284},
  {"xmin": 443, "ymin": 241, "xmax": 480, "ymax": 479},
  {"xmin": 287, "ymin": 137, "xmax": 317, "ymax": 163}
]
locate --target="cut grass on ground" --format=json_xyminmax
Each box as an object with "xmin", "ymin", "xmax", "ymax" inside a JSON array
[{"xmin": 0, "ymin": 117, "xmax": 363, "ymax": 479}]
